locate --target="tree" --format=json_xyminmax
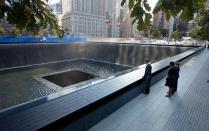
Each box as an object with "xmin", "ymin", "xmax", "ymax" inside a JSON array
[
  {"xmin": 196, "ymin": 9, "xmax": 209, "ymax": 41},
  {"xmin": 190, "ymin": 29, "xmax": 200, "ymax": 40},
  {"xmin": 121, "ymin": 0, "xmax": 207, "ymax": 31},
  {"xmin": 49, "ymin": 29, "xmax": 57, "ymax": 36},
  {"xmin": 190, "ymin": 29, "xmax": 201, "ymax": 45},
  {"xmin": 151, "ymin": 29, "xmax": 161, "ymax": 39},
  {"xmin": 188, "ymin": 9, "xmax": 209, "ymax": 46},
  {"xmin": 0, "ymin": 0, "xmax": 64, "ymax": 38},
  {"xmin": 171, "ymin": 31, "xmax": 182, "ymax": 42},
  {"xmin": 121, "ymin": 0, "xmax": 152, "ymax": 31},
  {"xmin": 153, "ymin": 0, "xmax": 207, "ymax": 21},
  {"xmin": 10, "ymin": 28, "xmax": 21, "ymax": 36},
  {"xmin": 0, "ymin": 27, "xmax": 4, "ymax": 36}
]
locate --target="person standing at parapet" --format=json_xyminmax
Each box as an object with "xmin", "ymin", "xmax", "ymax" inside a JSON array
[
  {"xmin": 143, "ymin": 59, "xmax": 152, "ymax": 94},
  {"xmin": 165, "ymin": 62, "xmax": 175, "ymax": 97},
  {"xmin": 172, "ymin": 62, "xmax": 180, "ymax": 94}
]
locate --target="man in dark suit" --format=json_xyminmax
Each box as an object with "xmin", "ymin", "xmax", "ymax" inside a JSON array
[
  {"xmin": 172, "ymin": 62, "xmax": 180, "ymax": 94},
  {"xmin": 144, "ymin": 59, "xmax": 152, "ymax": 94}
]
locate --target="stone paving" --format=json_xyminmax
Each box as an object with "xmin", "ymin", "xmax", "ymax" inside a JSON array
[{"xmin": 89, "ymin": 50, "xmax": 209, "ymax": 131}]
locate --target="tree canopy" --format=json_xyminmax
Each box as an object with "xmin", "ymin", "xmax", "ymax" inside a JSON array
[
  {"xmin": 151, "ymin": 29, "xmax": 161, "ymax": 39},
  {"xmin": 0, "ymin": 0, "xmax": 64, "ymax": 37},
  {"xmin": 121, "ymin": 0, "xmax": 152, "ymax": 31},
  {"xmin": 121, "ymin": 0, "xmax": 207, "ymax": 32},
  {"xmin": 190, "ymin": 29, "xmax": 200, "ymax": 40},
  {"xmin": 153, "ymin": 0, "xmax": 207, "ymax": 21},
  {"xmin": 0, "ymin": 27, "xmax": 4, "ymax": 35},
  {"xmin": 195, "ymin": 9, "xmax": 209, "ymax": 41},
  {"xmin": 171, "ymin": 31, "xmax": 182, "ymax": 41},
  {"xmin": 10, "ymin": 27, "xmax": 21, "ymax": 36},
  {"xmin": 0, "ymin": 0, "xmax": 208, "ymax": 38}
]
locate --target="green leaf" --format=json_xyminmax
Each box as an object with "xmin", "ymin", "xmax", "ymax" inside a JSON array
[
  {"xmin": 143, "ymin": 0, "xmax": 151, "ymax": 11},
  {"xmin": 0, "ymin": 0, "xmax": 63, "ymax": 37}
]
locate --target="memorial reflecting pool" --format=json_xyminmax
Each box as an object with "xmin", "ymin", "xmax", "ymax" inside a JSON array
[{"xmin": 0, "ymin": 43, "xmax": 192, "ymax": 110}]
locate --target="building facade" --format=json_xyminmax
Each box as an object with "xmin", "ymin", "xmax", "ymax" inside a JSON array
[
  {"xmin": 117, "ymin": 1, "xmax": 142, "ymax": 38},
  {"xmin": 153, "ymin": 11, "xmax": 169, "ymax": 30},
  {"xmin": 49, "ymin": 1, "xmax": 63, "ymax": 26},
  {"xmin": 61, "ymin": 0, "xmax": 121, "ymax": 37},
  {"xmin": 50, "ymin": 1, "xmax": 62, "ymax": 14},
  {"xmin": 153, "ymin": 12, "xmax": 196, "ymax": 37},
  {"xmin": 120, "ymin": 10, "xmax": 134, "ymax": 37}
]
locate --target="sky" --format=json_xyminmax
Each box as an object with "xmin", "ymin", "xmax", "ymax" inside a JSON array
[
  {"xmin": 148, "ymin": 0, "xmax": 158, "ymax": 11},
  {"xmin": 49, "ymin": 0, "xmax": 60, "ymax": 4},
  {"xmin": 50, "ymin": 0, "xmax": 158, "ymax": 11}
]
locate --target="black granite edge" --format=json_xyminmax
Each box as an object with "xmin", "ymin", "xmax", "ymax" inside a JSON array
[
  {"xmin": 88, "ymin": 42, "xmax": 201, "ymax": 48},
  {"xmin": 0, "ymin": 42, "xmax": 199, "ymax": 48},
  {"xmin": 0, "ymin": 47, "xmax": 203, "ymax": 131},
  {"xmin": 0, "ymin": 97, "xmax": 48, "ymax": 118}
]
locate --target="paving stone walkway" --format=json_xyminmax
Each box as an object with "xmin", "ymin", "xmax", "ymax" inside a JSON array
[{"xmin": 89, "ymin": 50, "xmax": 209, "ymax": 131}]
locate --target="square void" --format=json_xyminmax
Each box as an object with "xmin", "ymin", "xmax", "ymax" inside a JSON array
[{"xmin": 43, "ymin": 70, "xmax": 95, "ymax": 87}]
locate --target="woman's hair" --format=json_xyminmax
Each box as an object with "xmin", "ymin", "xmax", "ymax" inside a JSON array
[{"xmin": 170, "ymin": 62, "xmax": 174, "ymax": 66}]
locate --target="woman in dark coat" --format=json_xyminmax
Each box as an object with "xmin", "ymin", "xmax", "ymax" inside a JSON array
[{"xmin": 165, "ymin": 62, "xmax": 175, "ymax": 97}]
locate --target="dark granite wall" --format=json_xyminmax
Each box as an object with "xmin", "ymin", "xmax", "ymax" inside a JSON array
[
  {"xmin": 0, "ymin": 44, "xmax": 85, "ymax": 69},
  {"xmin": 0, "ymin": 43, "xmax": 191, "ymax": 69}
]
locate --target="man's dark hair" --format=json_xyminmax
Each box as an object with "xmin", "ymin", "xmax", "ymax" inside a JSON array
[{"xmin": 170, "ymin": 61, "xmax": 175, "ymax": 66}]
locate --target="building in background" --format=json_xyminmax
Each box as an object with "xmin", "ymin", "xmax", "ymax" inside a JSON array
[
  {"xmin": 61, "ymin": 0, "xmax": 122, "ymax": 38},
  {"xmin": 177, "ymin": 0, "xmax": 209, "ymax": 37},
  {"xmin": 153, "ymin": 11, "xmax": 197, "ymax": 38},
  {"xmin": 119, "ymin": 6, "xmax": 133, "ymax": 37},
  {"xmin": 50, "ymin": 1, "xmax": 62, "ymax": 14},
  {"xmin": 167, "ymin": 17, "xmax": 175, "ymax": 37},
  {"xmin": 49, "ymin": 0, "xmax": 63, "ymax": 26},
  {"xmin": 153, "ymin": 11, "xmax": 169, "ymax": 30},
  {"xmin": 117, "ymin": 1, "xmax": 141, "ymax": 38},
  {"xmin": 173, "ymin": 17, "xmax": 196, "ymax": 37}
]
